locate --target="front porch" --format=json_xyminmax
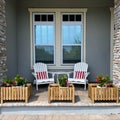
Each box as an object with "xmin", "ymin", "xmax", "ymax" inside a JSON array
[
  {"xmin": 1, "ymin": 84, "xmax": 120, "ymax": 115},
  {"xmin": 1, "ymin": 84, "xmax": 120, "ymax": 107}
]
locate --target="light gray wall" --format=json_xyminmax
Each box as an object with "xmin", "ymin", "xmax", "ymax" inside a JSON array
[
  {"xmin": 6, "ymin": 0, "xmax": 17, "ymax": 79},
  {"xmin": 6, "ymin": 0, "xmax": 114, "ymax": 82},
  {"xmin": 86, "ymin": 7, "xmax": 111, "ymax": 82}
]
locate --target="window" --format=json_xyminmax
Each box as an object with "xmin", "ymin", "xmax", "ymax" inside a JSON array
[
  {"xmin": 29, "ymin": 8, "xmax": 87, "ymax": 69},
  {"xmin": 33, "ymin": 13, "xmax": 55, "ymax": 64},
  {"xmin": 62, "ymin": 13, "xmax": 82, "ymax": 63}
]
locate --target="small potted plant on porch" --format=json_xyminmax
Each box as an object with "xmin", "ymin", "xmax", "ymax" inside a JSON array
[
  {"xmin": 96, "ymin": 74, "xmax": 110, "ymax": 87},
  {"xmin": 88, "ymin": 74, "xmax": 118, "ymax": 103},
  {"xmin": 58, "ymin": 74, "xmax": 69, "ymax": 87},
  {"xmin": 3, "ymin": 74, "xmax": 27, "ymax": 87},
  {"xmin": 1, "ymin": 74, "xmax": 31, "ymax": 104},
  {"xmin": 48, "ymin": 74, "xmax": 74, "ymax": 103}
]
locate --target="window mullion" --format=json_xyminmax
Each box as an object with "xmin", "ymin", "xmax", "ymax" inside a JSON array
[{"xmin": 55, "ymin": 11, "xmax": 61, "ymax": 67}]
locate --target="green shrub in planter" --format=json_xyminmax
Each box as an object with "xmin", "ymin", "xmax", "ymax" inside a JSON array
[
  {"xmin": 3, "ymin": 74, "xmax": 27, "ymax": 87},
  {"xmin": 58, "ymin": 74, "xmax": 68, "ymax": 87}
]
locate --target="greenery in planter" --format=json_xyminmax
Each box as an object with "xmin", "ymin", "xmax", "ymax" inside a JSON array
[
  {"xmin": 3, "ymin": 74, "xmax": 27, "ymax": 87},
  {"xmin": 58, "ymin": 74, "xmax": 68, "ymax": 87},
  {"xmin": 3, "ymin": 78, "xmax": 12, "ymax": 87},
  {"xmin": 96, "ymin": 74, "xmax": 110, "ymax": 87},
  {"xmin": 13, "ymin": 74, "xmax": 27, "ymax": 86}
]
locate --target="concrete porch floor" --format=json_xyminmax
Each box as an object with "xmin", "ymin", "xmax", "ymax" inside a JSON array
[
  {"xmin": 1, "ymin": 84, "xmax": 120, "ymax": 115},
  {"xmin": 0, "ymin": 84, "xmax": 120, "ymax": 107}
]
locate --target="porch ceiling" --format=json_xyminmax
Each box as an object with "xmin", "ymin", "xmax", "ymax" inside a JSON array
[{"xmin": 16, "ymin": 0, "xmax": 114, "ymax": 7}]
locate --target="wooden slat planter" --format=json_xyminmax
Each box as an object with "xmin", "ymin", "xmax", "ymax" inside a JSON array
[
  {"xmin": 1, "ymin": 83, "xmax": 32, "ymax": 104},
  {"xmin": 48, "ymin": 84, "xmax": 75, "ymax": 103},
  {"xmin": 88, "ymin": 83, "xmax": 119, "ymax": 103}
]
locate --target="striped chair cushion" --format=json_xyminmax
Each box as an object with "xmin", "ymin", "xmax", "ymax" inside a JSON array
[
  {"xmin": 36, "ymin": 72, "xmax": 47, "ymax": 79},
  {"xmin": 75, "ymin": 71, "xmax": 85, "ymax": 79}
]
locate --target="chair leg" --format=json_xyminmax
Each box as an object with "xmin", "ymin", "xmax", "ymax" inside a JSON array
[
  {"xmin": 84, "ymin": 84, "xmax": 86, "ymax": 90},
  {"xmin": 36, "ymin": 84, "xmax": 38, "ymax": 90},
  {"xmin": 33, "ymin": 80, "xmax": 36, "ymax": 85}
]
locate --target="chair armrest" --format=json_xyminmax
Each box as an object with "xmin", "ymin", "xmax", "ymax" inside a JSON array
[
  {"xmin": 32, "ymin": 72, "xmax": 37, "ymax": 78},
  {"xmin": 67, "ymin": 71, "xmax": 74, "ymax": 78},
  {"xmin": 85, "ymin": 72, "xmax": 90, "ymax": 78},
  {"xmin": 48, "ymin": 72, "xmax": 55, "ymax": 78}
]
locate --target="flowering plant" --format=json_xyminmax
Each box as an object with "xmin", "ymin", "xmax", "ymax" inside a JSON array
[
  {"xmin": 96, "ymin": 74, "xmax": 110, "ymax": 87},
  {"xmin": 58, "ymin": 74, "xmax": 69, "ymax": 87},
  {"xmin": 3, "ymin": 74, "xmax": 27, "ymax": 87},
  {"xmin": 3, "ymin": 78, "xmax": 12, "ymax": 87},
  {"xmin": 12, "ymin": 74, "xmax": 27, "ymax": 86}
]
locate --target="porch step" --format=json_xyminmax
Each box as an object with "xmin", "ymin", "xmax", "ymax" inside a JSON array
[{"xmin": 1, "ymin": 106, "xmax": 120, "ymax": 115}]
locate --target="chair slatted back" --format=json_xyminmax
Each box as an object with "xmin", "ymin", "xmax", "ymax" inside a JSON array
[
  {"xmin": 73, "ymin": 62, "xmax": 88, "ymax": 79},
  {"xmin": 33, "ymin": 62, "xmax": 48, "ymax": 79}
]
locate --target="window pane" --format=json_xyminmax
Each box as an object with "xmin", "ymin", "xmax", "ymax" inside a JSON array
[
  {"xmin": 62, "ymin": 24, "xmax": 82, "ymax": 44},
  {"xmin": 35, "ymin": 25, "xmax": 41, "ymax": 44},
  {"xmin": 48, "ymin": 15, "xmax": 53, "ymax": 21},
  {"xmin": 35, "ymin": 46, "xmax": 54, "ymax": 64},
  {"xmin": 41, "ymin": 25, "xmax": 47, "ymax": 43},
  {"xmin": 63, "ymin": 15, "xmax": 68, "ymax": 21},
  {"xmin": 76, "ymin": 15, "xmax": 81, "ymax": 21},
  {"xmin": 35, "ymin": 25, "xmax": 54, "ymax": 45},
  {"xmin": 63, "ymin": 46, "xmax": 81, "ymax": 63},
  {"xmin": 41, "ymin": 15, "xmax": 47, "ymax": 21},
  {"xmin": 35, "ymin": 15, "xmax": 40, "ymax": 21},
  {"xmin": 70, "ymin": 15, "xmax": 74, "ymax": 21},
  {"xmin": 48, "ymin": 25, "xmax": 54, "ymax": 43}
]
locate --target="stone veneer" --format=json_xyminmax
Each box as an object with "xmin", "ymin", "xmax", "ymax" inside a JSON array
[
  {"xmin": 0, "ymin": 0, "xmax": 7, "ymax": 82},
  {"xmin": 113, "ymin": 0, "xmax": 120, "ymax": 84}
]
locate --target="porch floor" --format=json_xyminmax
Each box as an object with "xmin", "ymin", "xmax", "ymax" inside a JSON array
[{"xmin": 0, "ymin": 84, "xmax": 120, "ymax": 107}]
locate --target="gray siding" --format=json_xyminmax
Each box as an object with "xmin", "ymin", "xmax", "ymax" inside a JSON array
[
  {"xmin": 86, "ymin": 8, "xmax": 111, "ymax": 82},
  {"xmin": 6, "ymin": 0, "xmax": 17, "ymax": 79},
  {"xmin": 6, "ymin": 0, "xmax": 114, "ymax": 82}
]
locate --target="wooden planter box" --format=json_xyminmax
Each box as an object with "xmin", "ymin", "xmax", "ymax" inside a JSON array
[
  {"xmin": 0, "ymin": 83, "xmax": 32, "ymax": 104},
  {"xmin": 88, "ymin": 83, "xmax": 119, "ymax": 103},
  {"xmin": 48, "ymin": 84, "xmax": 75, "ymax": 103}
]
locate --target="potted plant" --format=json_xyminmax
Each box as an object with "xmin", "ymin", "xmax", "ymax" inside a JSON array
[
  {"xmin": 3, "ymin": 74, "xmax": 27, "ymax": 87},
  {"xmin": 58, "ymin": 74, "xmax": 68, "ymax": 87},
  {"xmin": 1, "ymin": 74, "xmax": 31, "ymax": 104},
  {"xmin": 12, "ymin": 74, "xmax": 27, "ymax": 86},
  {"xmin": 96, "ymin": 74, "xmax": 110, "ymax": 87},
  {"xmin": 3, "ymin": 77, "xmax": 12, "ymax": 87}
]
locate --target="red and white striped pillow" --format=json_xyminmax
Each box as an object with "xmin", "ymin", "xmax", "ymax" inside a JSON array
[
  {"xmin": 75, "ymin": 71, "xmax": 85, "ymax": 79},
  {"xmin": 36, "ymin": 72, "xmax": 47, "ymax": 79}
]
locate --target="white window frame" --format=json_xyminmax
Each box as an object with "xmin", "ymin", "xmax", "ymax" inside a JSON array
[
  {"xmin": 28, "ymin": 8, "xmax": 87, "ymax": 69},
  {"xmin": 61, "ymin": 13, "xmax": 83, "ymax": 65},
  {"xmin": 33, "ymin": 13, "xmax": 55, "ymax": 64}
]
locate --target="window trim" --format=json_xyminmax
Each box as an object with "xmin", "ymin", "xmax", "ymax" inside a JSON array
[
  {"xmin": 33, "ymin": 13, "xmax": 55, "ymax": 64},
  {"xmin": 28, "ymin": 8, "xmax": 87, "ymax": 69},
  {"xmin": 61, "ymin": 13, "xmax": 83, "ymax": 65}
]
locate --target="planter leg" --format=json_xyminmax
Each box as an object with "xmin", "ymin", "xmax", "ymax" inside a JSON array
[
  {"xmin": 72, "ymin": 98, "xmax": 75, "ymax": 104},
  {"xmin": 25, "ymin": 99, "xmax": 28, "ymax": 103},
  {"xmin": 92, "ymin": 99, "xmax": 94, "ymax": 103},
  {"xmin": 1, "ymin": 99, "xmax": 3, "ymax": 104},
  {"xmin": 48, "ymin": 100, "xmax": 50, "ymax": 103}
]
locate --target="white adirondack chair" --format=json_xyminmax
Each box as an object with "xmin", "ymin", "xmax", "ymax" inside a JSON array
[
  {"xmin": 32, "ymin": 62, "xmax": 54, "ymax": 90},
  {"xmin": 68, "ymin": 62, "xmax": 90, "ymax": 90}
]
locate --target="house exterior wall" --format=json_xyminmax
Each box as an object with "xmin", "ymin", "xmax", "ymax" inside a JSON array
[
  {"xmin": 6, "ymin": 0, "xmax": 17, "ymax": 78},
  {"xmin": 5, "ymin": 0, "xmax": 114, "ymax": 82},
  {"xmin": 113, "ymin": 0, "xmax": 120, "ymax": 84}
]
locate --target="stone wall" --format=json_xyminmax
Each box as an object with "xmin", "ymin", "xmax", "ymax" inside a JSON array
[
  {"xmin": 113, "ymin": 0, "xmax": 120, "ymax": 84},
  {"xmin": 0, "ymin": 0, "xmax": 7, "ymax": 82}
]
